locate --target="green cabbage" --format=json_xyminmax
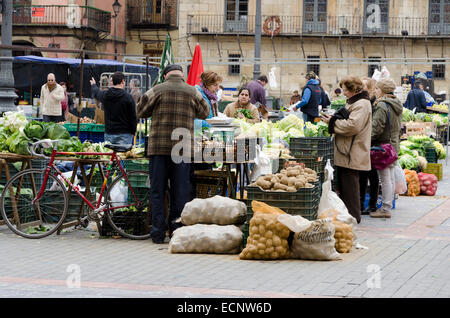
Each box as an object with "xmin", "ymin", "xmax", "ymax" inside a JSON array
[
  {"xmin": 279, "ymin": 114, "xmax": 303, "ymax": 132},
  {"xmin": 45, "ymin": 122, "xmax": 70, "ymax": 140},
  {"xmin": 24, "ymin": 121, "xmax": 47, "ymax": 140},
  {"xmin": 401, "ymin": 108, "xmax": 415, "ymax": 122},
  {"xmin": 415, "ymin": 113, "xmax": 432, "ymax": 122},
  {"xmin": 433, "ymin": 141, "xmax": 446, "ymax": 159},
  {"xmin": 6, "ymin": 130, "xmax": 31, "ymax": 155}
]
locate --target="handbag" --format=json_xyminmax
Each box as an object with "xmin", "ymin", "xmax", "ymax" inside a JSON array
[{"xmin": 370, "ymin": 104, "xmax": 398, "ymax": 170}]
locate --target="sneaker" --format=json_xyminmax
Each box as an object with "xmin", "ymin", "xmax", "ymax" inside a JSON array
[
  {"xmin": 370, "ymin": 209, "xmax": 390, "ymax": 218},
  {"xmin": 361, "ymin": 206, "xmax": 377, "ymax": 215}
]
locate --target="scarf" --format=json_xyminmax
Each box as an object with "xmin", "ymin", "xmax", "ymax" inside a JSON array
[
  {"xmin": 200, "ymin": 82, "xmax": 218, "ymax": 117},
  {"xmin": 347, "ymin": 90, "xmax": 370, "ymax": 104},
  {"xmin": 47, "ymin": 83, "xmax": 56, "ymax": 92}
]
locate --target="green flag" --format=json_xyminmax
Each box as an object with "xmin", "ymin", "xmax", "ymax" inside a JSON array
[{"xmin": 156, "ymin": 34, "xmax": 174, "ymax": 85}]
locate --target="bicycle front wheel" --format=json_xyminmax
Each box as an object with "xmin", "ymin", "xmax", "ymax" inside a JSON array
[
  {"xmin": 104, "ymin": 170, "xmax": 151, "ymax": 240},
  {"xmin": 0, "ymin": 169, "xmax": 68, "ymax": 239}
]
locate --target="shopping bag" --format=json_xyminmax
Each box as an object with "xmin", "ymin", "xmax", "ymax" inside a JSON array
[
  {"xmin": 394, "ymin": 165, "xmax": 407, "ymax": 194},
  {"xmin": 318, "ymin": 160, "xmax": 357, "ymax": 227},
  {"xmin": 250, "ymin": 145, "xmax": 272, "ymax": 182}
]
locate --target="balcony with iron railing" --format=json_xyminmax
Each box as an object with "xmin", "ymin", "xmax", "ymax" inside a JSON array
[
  {"xmin": 9, "ymin": 5, "xmax": 111, "ymax": 33},
  {"xmin": 127, "ymin": 0, "xmax": 174, "ymax": 28},
  {"xmin": 187, "ymin": 15, "xmax": 449, "ymax": 37}
]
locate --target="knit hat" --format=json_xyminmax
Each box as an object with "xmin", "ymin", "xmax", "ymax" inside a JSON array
[
  {"xmin": 305, "ymin": 71, "xmax": 316, "ymax": 80},
  {"xmin": 376, "ymin": 78, "xmax": 396, "ymax": 94},
  {"xmin": 162, "ymin": 64, "xmax": 183, "ymax": 77}
]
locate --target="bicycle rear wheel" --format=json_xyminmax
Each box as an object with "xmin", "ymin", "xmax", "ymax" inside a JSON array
[
  {"xmin": 104, "ymin": 170, "xmax": 151, "ymax": 240},
  {"xmin": 0, "ymin": 169, "xmax": 68, "ymax": 239}
]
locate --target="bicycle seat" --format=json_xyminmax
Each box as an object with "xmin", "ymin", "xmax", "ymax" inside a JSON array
[{"xmin": 105, "ymin": 144, "xmax": 133, "ymax": 153}]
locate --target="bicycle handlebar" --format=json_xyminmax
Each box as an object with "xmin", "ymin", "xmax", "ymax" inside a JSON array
[{"xmin": 27, "ymin": 139, "xmax": 58, "ymax": 159}]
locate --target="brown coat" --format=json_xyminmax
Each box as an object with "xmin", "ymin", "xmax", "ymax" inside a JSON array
[
  {"xmin": 136, "ymin": 74, "xmax": 210, "ymax": 156},
  {"xmin": 223, "ymin": 101, "xmax": 261, "ymax": 124},
  {"xmin": 332, "ymin": 94, "xmax": 372, "ymax": 171}
]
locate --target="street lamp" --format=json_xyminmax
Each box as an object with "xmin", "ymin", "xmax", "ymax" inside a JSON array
[{"xmin": 112, "ymin": 0, "xmax": 122, "ymax": 60}]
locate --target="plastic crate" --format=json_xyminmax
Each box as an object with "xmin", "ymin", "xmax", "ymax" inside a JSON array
[
  {"xmin": 422, "ymin": 163, "xmax": 443, "ymax": 181},
  {"xmin": 89, "ymin": 124, "xmax": 105, "ymax": 133},
  {"xmin": 289, "ymin": 137, "xmax": 334, "ymax": 160},
  {"xmin": 245, "ymin": 181, "xmax": 320, "ymax": 221},
  {"xmin": 100, "ymin": 211, "xmax": 151, "ymax": 237},
  {"xmin": 63, "ymin": 123, "xmax": 91, "ymax": 132},
  {"xmin": 69, "ymin": 131, "xmax": 90, "ymax": 142},
  {"xmin": 425, "ymin": 147, "xmax": 438, "ymax": 164},
  {"xmin": 88, "ymin": 131, "xmax": 105, "ymax": 143},
  {"xmin": 124, "ymin": 160, "xmax": 149, "ymax": 172},
  {"xmin": 243, "ymin": 221, "xmax": 249, "ymax": 248}
]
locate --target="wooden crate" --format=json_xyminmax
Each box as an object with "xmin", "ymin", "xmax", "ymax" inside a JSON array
[{"xmin": 405, "ymin": 122, "xmax": 437, "ymax": 137}]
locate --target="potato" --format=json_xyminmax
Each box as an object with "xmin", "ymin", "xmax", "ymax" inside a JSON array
[
  {"xmin": 250, "ymin": 226, "xmax": 259, "ymax": 234},
  {"xmin": 286, "ymin": 186, "xmax": 297, "ymax": 192},
  {"xmin": 259, "ymin": 236, "xmax": 267, "ymax": 244},
  {"xmin": 280, "ymin": 176, "xmax": 289, "ymax": 185},
  {"xmin": 256, "ymin": 179, "xmax": 272, "ymax": 189},
  {"xmin": 259, "ymin": 224, "xmax": 266, "ymax": 234},
  {"xmin": 265, "ymin": 247, "xmax": 274, "ymax": 255},
  {"xmin": 263, "ymin": 175, "xmax": 273, "ymax": 181},
  {"xmin": 265, "ymin": 239, "xmax": 273, "ymax": 247},
  {"xmin": 272, "ymin": 235, "xmax": 281, "ymax": 246},
  {"xmin": 287, "ymin": 170, "xmax": 300, "ymax": 177},
  {"xmin": 253, "ymin": 234, "xmax": 261, "ymax": 241},
  {"xmin": 287, "ymin": 177, "xmax": 297, "ymax": 186},
  {"xmin": 273, "ymin": 183, "xmax": 288, "ymax": 191},
  {"xmin": 258, "ymin": 249, "xmax": 265, "ymax": 256},
  {"xmin": 257, "ymin": 243, "xmax": 265, "ymax": 250},
  {"xmin": 275, "ymin": 246, "xmax": 285, "ymax": 254},
  {"xmin": 280, "ymin": 169, "xmax": 287, "ymax": 175},
  {"xmin": 295, "ymin": 181, "xmax": 305, "ymax": 189},
  {"xmin": 264, "ymin": 230, "xmax": 273, "ymax": 239},
  {"xmin": 270, "ymin": 251, "xmax": 279, "ymax": 259}
]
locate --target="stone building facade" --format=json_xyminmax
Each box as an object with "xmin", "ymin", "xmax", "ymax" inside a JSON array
[{"xmin": 173, "ymin": 0, "xmax": 450, "ymax": 104}]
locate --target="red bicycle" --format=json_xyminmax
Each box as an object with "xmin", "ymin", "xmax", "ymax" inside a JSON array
[{"xmin": 0, "ymin": 139, "xmax": 151, "ymax": 239}]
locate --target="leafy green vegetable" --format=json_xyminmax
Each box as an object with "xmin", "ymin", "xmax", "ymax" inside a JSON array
[
  {"xmin": 279, "ymin": 114, "xmax": 303, "ymax": 132},
  {"xmin": 304, "ymin": 122, "xmax": 318, "ymax": 137},
  {"xmin": 398, "ymin": 154, "xmax": 419, "ymax": 170},
  {"xmin": 3, "ymin": 111, "xmax": 28, "ymax": 133},
  {"xmin": 401, "ymin": 108, "xmax": 415, "ymax": 122},
  {"xmin": 6, "ymin": 130, "xmax": 31, "ymax": 155},
  {"xmin": 433, "ymin": 141, "xmax": 446, "ymax": 159},
  {"xmin": 24, "ymin": 120, "xmax": 47, "ymax": 140},
  {"xmin": 316, "ymin": 122, "xmax": 330, "ymax": 137},
  {"xmin": 415, "ymin": 113, "xmax": 432, "ymax": 122},
  {"xmin": 234, "ymin": 109, "xmax": 253, "ymax": 119},
  {"xmin": 45, "ymin": 122, "xmax": 70, "ymax": 140}
]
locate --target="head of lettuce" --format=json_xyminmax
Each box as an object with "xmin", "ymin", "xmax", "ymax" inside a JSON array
[{"xmin": 24, "ymin": 121, "xmax": 48, "ymax": 140}]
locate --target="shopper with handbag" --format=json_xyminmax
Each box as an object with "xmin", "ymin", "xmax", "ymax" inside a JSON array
[
  {"xmin": 320, "ymin": 76, "xmax": 372, "ymax": 224},
  {"xmin": 370, "ymin": 78, "xmax": 403, "ymax": 218}
]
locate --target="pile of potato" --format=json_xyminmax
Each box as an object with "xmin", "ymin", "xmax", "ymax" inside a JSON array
[
  {"xmin": 250, "ymin": 164, "xmax": 318, "ymax": 192},
  {"xmin": 319, "ymin": 209, "xmax": 353, "ymax": 254},
  {"xmin": 239, "ymin": 201, "xmax": 291, "ymax": 260}
]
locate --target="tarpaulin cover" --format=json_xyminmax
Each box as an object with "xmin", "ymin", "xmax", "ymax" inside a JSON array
[{"xmin": 13, "ymin": 56, "xmax": 159, "ymax": 99}]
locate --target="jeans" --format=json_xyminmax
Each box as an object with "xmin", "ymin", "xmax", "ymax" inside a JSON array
[
  {"xmin": 378, "ymin": 164, "xmax": 396, "ymax": 212},
  {"xmin": 104, "ymin": 133, "xmax": 133, "ymax": 145},
  {"xmin": 149, "ymin": 155, "xmax": 191, "ymax": 241},
  {"xmin": 302, "ymin": 112, "xmax": 316, "ymax": 123}
]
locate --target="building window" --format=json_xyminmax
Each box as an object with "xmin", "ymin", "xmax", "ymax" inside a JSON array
[
  {"xmin": 228, "ymin": 54, "xmax": 241, "ymax": 75},
  {"xmin": 368, "ymin": 57, "xmax": 381, "ymax": 77},
  {"xmin": 225, "ymin": 0, "xmax": 249, "ymax": 32},
  {"xmin": 303, "ymin": 0, "xmax": 327, "ymax": 33},
  {"xmin": 307, "ymin": 56, "xmax": 320, "ymax": 77},
  {"xmin": 429, "ymin": 0, "xmax": 450, "ymax": 35},
  {"xmin": 432, "ymin": 59, "xmax": 445, "ymax": 80}
]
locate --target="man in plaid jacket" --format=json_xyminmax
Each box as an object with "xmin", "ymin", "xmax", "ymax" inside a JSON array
[{"xmin": 137, "ymin": 64, "xmax": 210, "ymax": 244}]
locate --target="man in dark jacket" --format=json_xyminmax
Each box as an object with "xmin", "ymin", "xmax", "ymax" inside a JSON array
[
  {"xmin": 137, "ymin": 64, "xmax": 210, "ymax": 244},
  {"xmin": 90, "ymin": 72, "xmax": 137, "ymax": 145},
  {"xmin": 404, "ymin": 82, "xmax": 427, "ymax": 113},
  {"xmin": 246, "ymin": 75, "xmax": 269, "ymax": 120},
  {"xmin": 290, "ymin": 71, "xmax": 322, "ymax": 123}
]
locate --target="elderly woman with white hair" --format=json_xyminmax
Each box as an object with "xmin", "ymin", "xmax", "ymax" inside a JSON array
[{"xmin": 370, "ymin": 78, "xmax": 403, "ymax": 219}]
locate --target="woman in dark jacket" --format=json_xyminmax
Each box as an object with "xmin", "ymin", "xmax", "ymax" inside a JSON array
[{"xmin": 359, "ymin": 77, "xmax": 379, "ymax": 214}]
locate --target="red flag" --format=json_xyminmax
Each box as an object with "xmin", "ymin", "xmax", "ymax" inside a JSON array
[{"xmin": 186, "ymin": 43, "xmax": 204, "ymax": 86}]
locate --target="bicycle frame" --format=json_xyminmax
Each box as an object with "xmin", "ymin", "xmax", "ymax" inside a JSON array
[{"xmin": 32, "ymin": 146, "xmax": 141, "ymax": 214}]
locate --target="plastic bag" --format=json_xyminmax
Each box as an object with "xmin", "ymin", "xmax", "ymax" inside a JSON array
[
  {"xmin": 269, "ymin": 67, "xmax": 277, "ymax": 89},
  {"xmin": 251, "ymin": 144, "xmax": 272, "ymax": 182},
  {"xmin": 381, "ymin": 66, "xmax": 391, "ymax": 79},
  {"xmin": 109, "ymin": 179, "xmax": 128, "ymax": 207},
  {"xmin": 181, "ymin": 196, "xmax": 246, "ymax": 225},
  {"xmin": 372, "ymin": 69, "xmax": 382, "ymax": 81},
  {"xmin": 394, "ymin": 165, "xmax": 407, "ymax": 194},
  {"xmin": 168, "ymin": 224, "xmax": 243, "ymax": 254},
  {"xmin": 318, "ymin": 160, "xmax": 357, "ymax": 227},
  {"xmin": 277, "ymin": 214, "xmax": 312, "ymax": 233},
  {"xmin": 49, "ymin": 171, "xmax": 78, "ymax": 191},
  {"xmin": 290, "ymin": 218, "xmax": 341, "ymax": 261}
]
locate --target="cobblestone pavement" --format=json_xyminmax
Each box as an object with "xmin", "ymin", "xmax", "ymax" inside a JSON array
[{"xmin": 0, "ymin": 161, "xmax": 449, "ymax": 298}]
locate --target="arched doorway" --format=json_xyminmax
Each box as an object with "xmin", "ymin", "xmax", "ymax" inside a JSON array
[{"xmin": 12, "ymin": 40, "xmax": 43, "ymax": 57}]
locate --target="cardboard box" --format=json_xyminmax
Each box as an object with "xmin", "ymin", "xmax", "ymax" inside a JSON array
[
  {"xmin": 405, "ymin": 122, "xmax": 436, "ymax": 137},
  {"xmin": 94, "ymin": 106, "xmax": 104, "ymax": 124}
]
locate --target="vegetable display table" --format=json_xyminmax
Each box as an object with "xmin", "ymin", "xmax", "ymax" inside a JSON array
[{"xmin": 0, "ymin": 153, "xmax": 36, "ymax": 227}]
